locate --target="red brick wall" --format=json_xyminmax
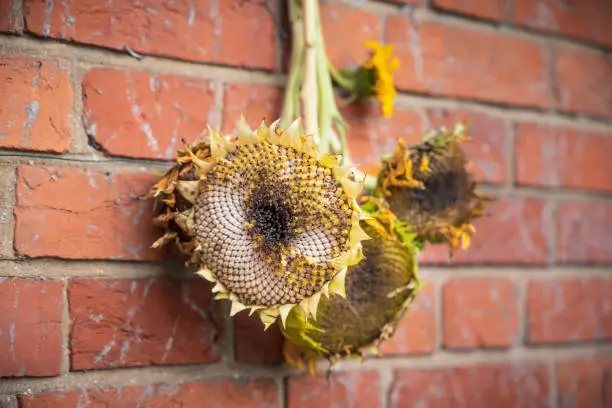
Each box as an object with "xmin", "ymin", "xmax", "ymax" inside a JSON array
[{"xmin": 1, "ymin": 1, "xmax": 611, "ymax": 407}]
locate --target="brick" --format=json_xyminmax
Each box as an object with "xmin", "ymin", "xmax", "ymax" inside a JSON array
[
  {"xmin": 516, "ymin": 124, "xmax": 612, "ymax": 193},
  {"xmin": 0, "ymin": 0, "xmax": 21, "ymax": 32},
  {"xmin": 0, "ymin": 278, "xmax": 62, "ymax": 377},
  {"xmin": 341, "ymin": 102, "xmax": 423, "ymax": 174},
  {"xmin": 222, "ymin": 84, "xmax": 283, "ymax": 135},
  {"xmin": 20, "ymin": 379, "xmax": 278, "ymax": 407},
  {"xmin": 380, "ymin": 281, "xmax": 436, "ymax": 355},
  {"xmin": 419, "ymin": 197, "xmax": 552, "ymax": 265},
  {"xmin": 527, "ymin": 277, "xmax": 612, "ymax": 344},
  {"xmin": 554, "ymin": 48, "xmax": 612, "ymax": 118},
  {"xmin": 387, "ymin": 0, "xmax": 420, "ymax": 4},
  {"xmin": 14, "ymin": 166, "xmax": 165, "ymax": 260},
  {"xmin": 24, "ymin": 0, "xmax": 277, "ymax": 70},
  {"xmin": 390, "ymin": 363, "xmax": 550, "ymax": 408},
  {"xmin": 556, "ymin": 201, "xmax": 612, "ymax": 264},
  {"xmin": 443, "ymin": 278, "xmax": 518, "ymax": 349},
  {"xmin": 320, "ymin": 3, "xmax": 379, "ymax": 69},
  {"xmin": 68, "ymin": 278, "xmax": 222, "ymax": 370},
  {"xmin": 427, "ymin": 108, "xmax": 507, "ymax": 183},
  {"xmin": 235, "ymin": 315, "xmax": 283, "ymax": 365},
  {"xmin": 556, "ymin": 355, "xmax": 612, "ymax": 408},
  {"xmin": 514, "ymin": 0, "xmax": 612, "ymax": 48},
  {"xmin": 287, "ymin": 370, "xmax": 380, "ymax": 408},
  {"xmin": 0, "ymin": 56, "xmax": 72, "ymax": 153},
  {"xmin": 0, "ymin": 166, "xmax": 15, "ymax": 259},
  {"xmin": 385, "ymin": 18, "xmax": 550, "ymax": 108},
  {"xmin": 433, "ymin": 0, "xmax": 507, "ymax": 21},
  {"xmin": 82, "ymin": 68, "xmax": 215, "ymax": 160}
]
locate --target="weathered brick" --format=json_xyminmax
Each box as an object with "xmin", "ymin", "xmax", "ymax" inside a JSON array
[
  {"xmin": 380, "ymin": 281, "xmax": 436, "ymax": 355},
  {"xmin": 68, "ymin": 278, "xmax": 222, "ymax": 370},
  {"xmin": 82, "ymin": 68, "xmax": 215, "ymax": 160},
  {"xmin": 20, "ymin": 379, "xmax": 278, "ymax": 407},
  {"xmin": 556, "ymin": 201, "xmax": 612, "ymax": 264},
  {"xmin": 222, "ymin": 84, "xmax": 283, "ymax": 135},
  {"xmin": 433, "ymin": 0, "xmax": 507, "ymax": 20},
  {"xmin": 0, "ymin": 0, "xmax": 21, "ymax": 32},
  {"xmin": 320, "ymin": 3, "xmax": 379, "ymax": 69},
  {"xmin": 427, "ymin": 108, "xmax": 507, "ymax": 183},
  {"xmin": 0, "ymin": 55, "xmax": 72, "ymax": 152},
  {"xmin": 385, "ymin": 18, "xmax": 551, "ymax": 108},
  {"xmin": 554, "ymin": 47, "xmax": 612, "ymax": 118},
  {"xmin": 342, "ymin": 102, "xmax": 422, "ymax": 174},
  {"xmin": 390, "ymin": 363, "xmax": 550, "ymax": 408},
  {"xmin": 0, "ymin": 278, "xmax": 62, "ymax": 377},
  {"xmin": 235, "ymin": 315, "xmax": 283, "ymax": 365},
  {"xmin": 527, "ymin": 277, "xmax": 612, "ymax": 344},
  {"xmin": 443, "ymin": 278, "xmax": 518, "ymax": 349},
  {"xmin": 514, "ymin": 0, "xmax": 612, "ymax": 48},
  {"xmin": 287, "ymin": 370, "xmax": 380, "ymax": 408},
  {"xmin": 24, "ymin": 0, "xmax": 277, "ymax": 70},
  {"xmin": 556, "ymin": 355, "xmax": 612, "ymax": 408},
  {"xmin": 419, "ymin": 197, "xmax": 552, "ymax": 265},
  {"xmin": 516, "ymin": 124, "xmax": 612, "ymax": 193},
  {"xmin": 14, "ymin": 166, "xmax": 165, "ymax": 260},
  {"xmin": 0, "ymin": 166, "xmax": 16, "ymax": 259}
]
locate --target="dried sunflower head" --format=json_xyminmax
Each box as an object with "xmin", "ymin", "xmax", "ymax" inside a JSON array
[
  {"xmin": 149, "ymin": 117, "xmax": 370, "ymax": 329},
  {"xmin": 280, "ymin": 197, "xmax": 420, "ymax": 374},
  {"xmin": 375, "ymin": 121, "xmax": 492, "ymax": 252}
]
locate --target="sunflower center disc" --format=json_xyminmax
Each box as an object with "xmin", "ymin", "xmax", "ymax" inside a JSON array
[
  {"xmin": 249, "ymin": 192, "xmax": 292, "ymax": 247},
  {"xmin": 413, "ymin": 170, "xmax": 466, "ymax": 212}
]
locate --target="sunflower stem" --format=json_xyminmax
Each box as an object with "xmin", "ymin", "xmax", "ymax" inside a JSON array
[
  {"xmin": 328, "ymin": 61, "xmax": 355, "ymax": 91},
  {"xmin": 280, "ymin": 0, "xmax": 304, "ymax": 130},
  {"xmin": 300, "ymin": 0, "xmax": 318, "ymax": 139}
]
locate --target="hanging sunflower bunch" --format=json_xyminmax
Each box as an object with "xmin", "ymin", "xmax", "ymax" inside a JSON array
[{"xmin": 147, "ymin": 0, "xmax": 491, "ymax": 376}]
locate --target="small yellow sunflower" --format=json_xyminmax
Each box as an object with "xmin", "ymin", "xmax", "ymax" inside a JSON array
[
  {"xmin": 375, "ymin": 122, "xmax": 492, "ymax": 253},
  {"xmin": 363, "ymin": 40, "xmax": 399, "ymax": 117},
  {"xmin": 149, "ymin": 117, "xmax": 371, "ymax": 329}
]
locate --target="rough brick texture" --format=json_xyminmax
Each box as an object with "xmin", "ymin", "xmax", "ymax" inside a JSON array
[
  {"xmin": 390, "ymin": 363, "xmax": 550, "ymax": 408},
  {"xmin": 68, "ymin": 278, "xmax": 222, "ymax": 370},
  {"xmin": 385, "ymin": 18, "xmax": 550, "ymax": 108},
  {"xmin": 443, "ymin": 278, "xmax": 518, "ymax": 349},
  {"xmin": 514, "ymin": 0, "xmax": 612, "ymax": 47},
  {"xmin": 0, "ymin": 0, "xmax": 21, "ymax": 32},
  {"xmin": 82, "ymin": 68, "xmax": 216, "ymax": 160},
  {"xmin": 433, "ymin": 0, "xmax": 507, "ymax": 20},
  {"xmin": 515, "ymin": 123, "xmax": 612, "ymax": 193},
  {"xmin": 235, "ymin": 315, "xmax": 283, "ymax": 365},
  {"xmin": 380, "ymin": 282, "xmax": 436, "ymax": 355},
  {"xmin": 556, "ymin": 201, "xmax": 612, "ymax": 264},
  {"xmin": 287, "ymin": 370, "xmax": 380, "ymax": 408},
  {"xmin": 0, "ymin": 166, "xmax": 16, "ymax": 259},
  {"xmin": 556, "ymin": 355, "xmax": 612, "ymax": 408},
  {"xmin": 20, "ymin": 379, "xmax": 278, "ymax": 407},
  {"xmin": 554, "ymin": 47, "xmax": 612, "ymax": 119},
  {"xmin": 0, "ymin": 278, "xmax": 63, "ymax": 377},
  {"xmin": 24, "ymin": 0, "xmax": 277, "ymax": 70},
  {"xmin": 527, "ymin": 277, "xmax": 612, "ymax": 344},
  {"xmin": 14, "ymin": 166, "xmax": 164, "ymax": 260},
  {"xmin": 420, "ymin": 197, "xmax": 551, "ymax": 265},
  {"xmin": 222, "ymin": 84, "xmax": 283, "ymax": 135},
  {"xmin": 0, "ymin": 56, "xmax": 73, "ymax": 152}
]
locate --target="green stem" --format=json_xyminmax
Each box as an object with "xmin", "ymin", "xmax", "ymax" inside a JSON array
[
  {"xmin": 280, "ymin": 0, "xmax": 304, "ymax": 130},
  {"xmin": 328, "ymin": 61, "xmax": 355, "ymax": 91}
]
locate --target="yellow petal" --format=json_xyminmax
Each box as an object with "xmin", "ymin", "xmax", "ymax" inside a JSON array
[
  {"xmin": 230, "ymin": 300, "xmax": 246, "ymax": 316},
  {"xmin": 328, "ymin": 268, "xmax": 347, "ymax": 298},
  {"xmin": 279, "ymin": 304, "xmax": 294, "ymax": 328},
  {"xmin": 195, "ymin": 268, "xmax": 215, "ymax": 282}
]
